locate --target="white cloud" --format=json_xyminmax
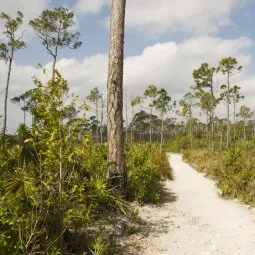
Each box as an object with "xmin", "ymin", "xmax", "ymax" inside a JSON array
[
  {"xmin": 0, "ymin": 36, "xmax": 254, "ymax": 130},
  {"xmin": 74, "ymin": 0, "xmax": 250, "ymax": 36},
  {"xmin": 0, "ymin": 0, "xmax": 48, "ymax": 20},
  {"xmin": 124, "ymin": 36, "xmax": 252, "ymax": 94},
  {"xmin": 125, "ymin": 0, "xmax": 246, "ymax": 36},
  {"xmin": 74, "ymin": 0, "xmax": 110, "ymax": 15},
  {"xmin": 0, "ymin": 0, "xmax": 49, "ymax": 37}
]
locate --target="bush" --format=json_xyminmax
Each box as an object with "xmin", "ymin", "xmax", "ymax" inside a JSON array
[
  {"xmin": 126, "ymin": 144, "xmax": 172, "ymax": 203},
  {"xmin": 183, "ymin": 140, "xmax": 255, "ymax": 204},
  {"xmin": 0, "ymin": 74, "xmax": 130, "ymax": 254},
  {"xmin": 165, "ymin": 135, "xmax": 190, "ymax": 152}
]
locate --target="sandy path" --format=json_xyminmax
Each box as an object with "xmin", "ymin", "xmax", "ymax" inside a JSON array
[{"xmin": 137, "ymin": 153, "xmax": 255, "ymax": 255}]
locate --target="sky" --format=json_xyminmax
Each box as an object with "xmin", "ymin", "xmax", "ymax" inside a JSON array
[{"xmin": 1, "ymin": 0, "xmax": 255, "ymax": 131}]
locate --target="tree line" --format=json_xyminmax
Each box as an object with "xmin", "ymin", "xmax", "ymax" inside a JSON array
[{"xmin": 178, "ymin": 57, "xmax": 253, "ymax": 151}]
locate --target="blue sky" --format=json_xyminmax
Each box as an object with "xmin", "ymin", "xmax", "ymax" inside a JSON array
[
  {"xmin": 1, "ymin": 0, "xmax": 255, "ymax": 131},
  {"xmin": 14, "ymin": 0, "xmax": 255, "ymax": 65}
]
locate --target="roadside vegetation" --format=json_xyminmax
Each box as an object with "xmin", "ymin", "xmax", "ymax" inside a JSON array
[
  {"xmin": 1, "ymin": 1, "xmax": 254, "ymax": 254},
  {"xmin": 0, "ymin": 4, "xmax": 172, "ymax": 254},
  {"xmin": 166, "ymin": 57, "xmax": 255, "ymax": 206},
  {"xmin": 0, "ymin": 70, "xmax": 172, "ymax": 253}
]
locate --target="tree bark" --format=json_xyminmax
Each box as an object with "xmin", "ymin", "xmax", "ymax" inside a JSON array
[
  {"xmin": 226, "ymin": 73, "xmax": 230, "ymax": 148},
  {"xmin": 100, "ymin": 99, "xmax": 104, "ymax": 143},
  {"xmin": 220, "ymin": 131, "xmax": 223, "ymax": 150},
  {"xmin": 23, "ymin": 98, "xmax": 26, "ymax": 125},
  {"xmin": 233, "ymin": 99, "xmax": 236, "ymax": 150},
  {"xmin": 211, "ymin": 110, "xmax": 214, "ymax": 152},
  {"xmin": 189, "ymin": 116, "xmax": 193, "ymax": 149},
  {"xmin": 243, "ymin": 118, "xmax": 246, "ymax": 140},
  {"xmin": 149, "ymin": 107, "xmax": 152, "ymax": 143},
  {"xmin": 131, "ymin": 105, "xmax": 134, "ymax": 145},
  {"xmin": 160, "ymin": 113, "xmax": 164, "ymax": 154},
  {"xmin": 2, "ymin": 50, "xmax": 14, "ymax": 147},
  {"xmin": 125, "ymin": 99, "xmax": 128, "ymax": 143},
  {"xmin": 210, "ymin": 77, "xmax": 215, "ymax": 152},
  {"xmin": 52, "ymin": 47, "xmax": 57, "ymax": 78},
  {"xmin": 107, "ymin": 0, "xmax": 127, "ymax": 195}
]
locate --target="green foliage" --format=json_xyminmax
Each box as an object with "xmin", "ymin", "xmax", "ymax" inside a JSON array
[
  {"xmin": 0, "ymin": 10, "xmax": 26, "ymax": 147},
  {"xmin": 165, "ymin": 135, "xmax": 191, "ymax": 153},
  {"xmin": 126, "ymin": 144, "xmax": 172, "ymax": 203},
  {"xmin": 183, "ymin": 141, "xmax": 255, "ymax": 204},
  {"xmin": 131, "ymin": 96, "xmax": 142, "ymax": 107},
  {"xmin": 144, "ymin": 85, "xmax": 158, "ymax": 102},
  {"xmin": 29, "ymin": 7, "xmax": 82, "ymax": 51},
  {"xmin": 0, "ymin": 73, "xmax": 131, "ymax": 254},
  {"xmin": 217, "ymin": 57, "xmax": 242, "ymax": 76},
  {"xmin": 89, "ymin": 237, "xmax": 109, "ymax": 255},
  {"xmin": 237, "ymin": 105, "xmax": 253, "ymax": 122},
  {"xmin": 153, "ymin": 88, "xmax": 171, "ymax": 114},
  {"xmin": 0, "ymin": 11, "xmax": 26, "ymax": 56}
]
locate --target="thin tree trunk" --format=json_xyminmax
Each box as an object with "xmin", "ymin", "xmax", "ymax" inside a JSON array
[
  {"xmin": 243, "ymin": 119, "xmax": 246, "ymax": 140},
  {"xmin": 23, "ymin": 98, "xmax": 26, "ymax": 125},
  {"xmin": 131, "ymin": 105, "xmax": 134, "ymax": 145},
  {"xmin": 189, "ymin": 116, "xmax": 193, "ymax": 149},
  {"xmin": 52, "ymin": 47, "xmax": 57, "ymax": 78},
  {"xmin": 149, "ymin": 107, "xmax": 152, "ymax": 143},
  {"xmin": 211, "ymin": 110, "xmax": 214, "ymax": 152},
  {"xmin": 125, "ymin": 100, "xmax": 128, "ymax": 143},
  {"xmin": 160, "ymin": 113, "xmax": 164, "ymax": 154},
  {"xmin": 107, "ymin": 0, "xmax": 127, "ymax": 195},
  {"xmin": 220, "ymin": 131, "xmax": 223, "ymax": 150},
  {"xmin": 2, "ymin": 51, "xmax": 14, "ymax": 147},
  {"xmin": 206, "ymin": 112, "xmax": 210, "ymax": 149},
  {"xmin": 226, "ymin": 73, "xmax": 230, "ymax": 148},
  {"xmin": 100, "ymin": 99, "xmax": 104, "ymax": 143},
  {"xmin": 210, "ymin": 75, "xmax": 215, "ymax": 152},
  {"xmin": 95, "ymin": 100, "xmax": 100, "ymax": 141},
  {"xmin": 23, "ymin": 110, "xmax": 26, "ymax": 125},
  {"xmin": 233, "ymin": 100, "xmax": 236, "ymax": 150}
]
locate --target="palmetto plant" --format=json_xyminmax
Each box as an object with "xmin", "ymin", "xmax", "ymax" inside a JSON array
[{"xmin": 5, "ymin": 124, "xmax": 39, "ymax": 168}]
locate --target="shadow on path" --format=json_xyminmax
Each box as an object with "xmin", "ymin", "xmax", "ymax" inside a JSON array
[{"xmin": 119, "ymin": 182, "xmax": 178, "ymax": 254}]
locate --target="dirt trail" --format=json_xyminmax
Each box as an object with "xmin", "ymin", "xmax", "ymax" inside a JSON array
[{"xmin": 137, "ymin": 153, "xmax": 255, "ymax": 255}]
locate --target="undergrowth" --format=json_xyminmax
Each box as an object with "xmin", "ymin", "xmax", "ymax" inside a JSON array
[{"xmin": 183, "ymin": 141, "xmax": 255, "ymax": 205}]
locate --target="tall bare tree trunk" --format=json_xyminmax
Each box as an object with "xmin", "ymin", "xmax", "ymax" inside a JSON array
[
  {"xmin": 226, "ymin": 73, "xmax": 230, "ymax": 148},
  {"xmin": 206, "ymin": 111, "xmax": 210, "ymax": 150},
  {"xmin": 23, "ymin": 98, "xmax": 26, "ymax": 125},
  {"xmin": 100, "ymin": 98, "xmax": 104, "ymax": 143},
  {"xmin": 220, "ymin": 131, "xmax": 223, "ymax": 150},
  {"xmin": 211, "ymin": 110, "xmax": 214, "ymax": 152},
  {"xmin": 2, "ymin": 50, "xmax": 14, "ymax": 147},
  {"xmin": 160, "ymin": 113, "xmax": 164, "ymax": 154},
  {"xmin": 149, "ymin": 108, "xmax": 152, "ymax": 143},
  {"xmin": 243, "ymin": 118, "xmax": 246, "ymax": 140},
  {"xmin": 189, "ymin": 117, "xmax": 193, "ymax": 149},
  {"xmin": 52, "ymin": 47, "xmax": 57, "ymax": 78},
  {"xmin": 233, "ymin": 99, "xmax": 236, "ymax": 150},
  {"xmin": 107, "ymin": 0, "xmax": 127, "ymax": 195},
  {"xmin": 131, "ymin": 105, "xmax": 134, "ymax": 145},
  {"xmin": 125, "ymin": 99, "xmax": 128, "ymax": 143}
]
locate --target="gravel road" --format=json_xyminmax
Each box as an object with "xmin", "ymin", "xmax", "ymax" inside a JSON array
[{"xmin": 137, "ymin": 153, "xmax": 255, "ymax": 255}]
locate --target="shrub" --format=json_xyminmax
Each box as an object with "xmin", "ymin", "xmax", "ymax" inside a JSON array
[
  {"xmin": 183, "ymin": 140, "xmax": 255, "ymax": 204},
  {"xmin": 126, "ymin": 144, "xmax": 172, "ymax": 203}
]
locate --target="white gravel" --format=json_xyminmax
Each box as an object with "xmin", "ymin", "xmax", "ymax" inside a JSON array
[{"xmin": 137, "ymin": 153, "xmax": 255, "ymax": 255}]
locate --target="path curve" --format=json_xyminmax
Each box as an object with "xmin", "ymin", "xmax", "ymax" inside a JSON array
[{"xmin": 137, "ymin": 153, "xmax": 255, "ymax": 255}]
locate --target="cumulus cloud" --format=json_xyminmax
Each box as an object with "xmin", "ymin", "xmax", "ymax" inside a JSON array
[
  {"xmin": 74, "ymin": 0, "xmax": 110, "ymax": 15},
  {"xmin": 0, "ymin": 36, "xmax": 253, "ymax": 130},
  {"xmin": 74, "ymin": 0, "xmax": 250, "ymax": 36},
  {"xmin": 0, "ymin": 0, "xmax": 49, "ymax": 38},
  {"xmin": 124, "ymin": 36, "xmax": 252, "ymax": 94},
  {"xmin": 125, "ymin": 0, "xmax": 247, "ymax": 35}
]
